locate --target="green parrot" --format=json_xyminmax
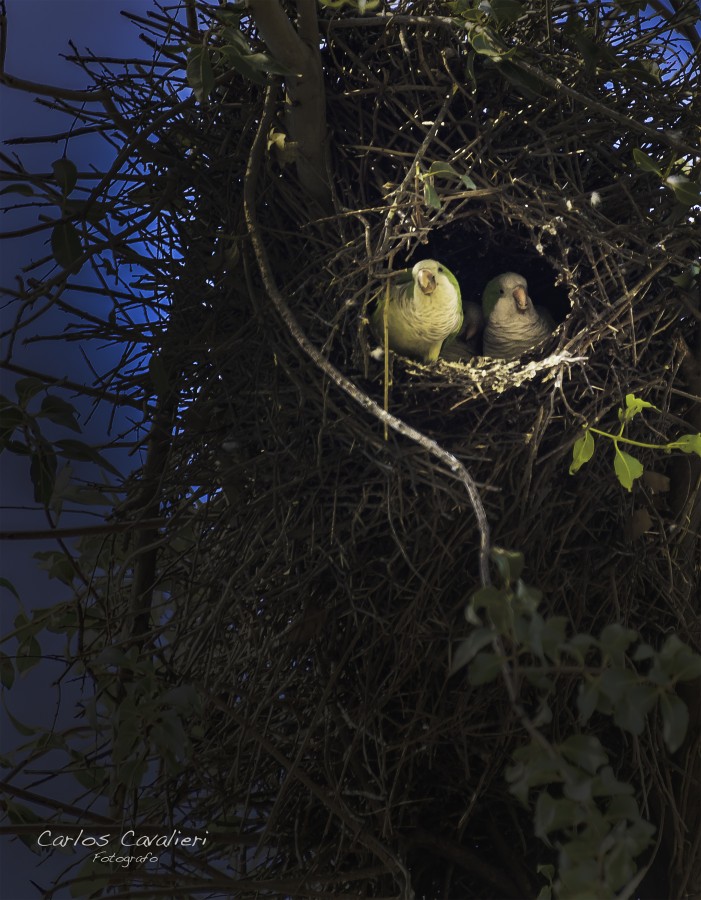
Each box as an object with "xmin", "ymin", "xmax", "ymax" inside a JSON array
[
  {"xmin": 370, "ymin": 259, "xmax": 463, "ymax": 363},
  {"xmin": 482, "ymin": 272, "xmax": 554, "ymax": 360}
]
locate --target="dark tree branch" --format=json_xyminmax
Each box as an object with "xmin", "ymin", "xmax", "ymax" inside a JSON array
[{"xmin": 247, "ymin": 0, "xmax": 333, "ymax": 212}]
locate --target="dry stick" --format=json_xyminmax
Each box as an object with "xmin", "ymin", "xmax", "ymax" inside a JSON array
[
  {"xmin": 0, "ymin": 360, "xmax": 148, "ymax": 410},
  {"xmin": 377, "ymin": 86, "xmax": 457, "ymax": 257},
  {"xmin": 244, "ymin": 85, "xmax": 491, "ymax": 588},
  {"xmin": 0, "ymin": 519, "xmax": 165, "ymax": 541}
]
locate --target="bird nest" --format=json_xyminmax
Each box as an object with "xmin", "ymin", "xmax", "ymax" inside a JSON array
[
  {"xmin": 17, "ymin": 3, "xmax": 698, "ymax": 897},
  {"xmin": 151, "ymin": 7, "xmax": 698, "ymax": 895},
  {"xmin": 147, "ymin": 5, "xmax": 700, "ymax": 897}
]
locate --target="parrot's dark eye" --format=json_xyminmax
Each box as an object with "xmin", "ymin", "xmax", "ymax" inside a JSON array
[{"xmin": 438, "ymin": 266, "xmax": 443, "ymax": 273}]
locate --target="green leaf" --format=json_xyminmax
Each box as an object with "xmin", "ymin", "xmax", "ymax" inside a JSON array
[
  {"xmin": 562, "ymin": 770, "xmax": 593, "ymax": 803},
  {"xmin": 537, "ymin": 864, "xmax": 555, "ymax": 883},
  {"xmin": 613, "ymin": 683, "xmax": 657, "ymax": 735},
  {"xmin": 14, "ymin": 377, "xmax": 45, "ymax": 407},
  {"xmin": 241, "ymin": 51, "xmax": 298, "ymax": 79},
  {"xmin": 669, "ymin": 263, "xmax": 699, "ymax": 290},
  {"xmin": 577, "ymin": 680, "xmax": 599, "ymax": 723},
  {"xmin": 16, "ymin": 636, "xmax": 42, "ymax": 674},
  {"xmin": 4, "ymin": 801, "xmax": 46, "ymax": 849},
  {"xmin": 51, "ymin": 221, "xmax": 83, "ymax": 270},
  {"xmin": 632, "ymin": 148, "xmax": 662, "ymax": 176},
  {"xmin": 534, "ymin": 793, "xmax": 579, "ymax": 838},
  {"xmin": 449, "ymin": 0, "xmax": 483, "ymax": 22},
  {"xmin": 34, "ymin": 550, "xmax": 76, "ymax": 585},
  {"xmin": 632, "ymin": 643, "xmax": 655, "ymax": 662},
  {"xmin": 51, "ymin": 157, "xmax": 78, "ymax": 195},
  {"xmin": 569, "ymin": 429, "xmax": 594, "ymax": 474},
  {"xmin": 659, "ymin": 692, "xmax": 689, "ymax": 753},
  {"xmin": 667, "ymin": 646, "xmax": 701, "ymax": 683},
  {"xmin": 219, "ymin": 44, "xmax": 266, "ymax": 86},
  {"xmin": 675, "ymin": 433, "xmax": 701, "ymax": 456},
  {"xmin": 621, "ymin": 393, "xmax": 657, "ymax": 422},
  {"xmin": 605, "ymin": 794, "xmax": 640, "ymax": 824},
  {"xmin": 38, "ymin": 395, "xmax": 81, "ymax": 432},
  {"xmin": 0, "ymin": 183, "xmax": 36, "ymax": 197},
  {"xmin": 565, "ymin": 633, "xmax": 594, "ymax": 664},
  {"xmin": 214, "ymin": 7, "xmax": 244, "ymax": 26},
  {"xmin": 54, "ymin": 438, "xmax": 120, "ymax": 476},
  {"xmin": 425, "ymin": 161, "xmax": 477, "ymax": 191},
  {"xmin": 468, "ymin": 650, "xmax": 503, "ymax": 685},
  {"xmin": 496, "ymin": 59, "xmax": 547, "ymax": 99},
  {"xmin": 592, "ymin": 765, "xmax": 634, "ymax": 797},
  {"xmin": 423, "ymin": 180, "xmax": 441, "ymax": 210},
  {"xmin": 491, "ymin": 546, "xmax": 524, "ymax": 584},
  {"xmin": 450, "ymin": 627, "xmax": 494, "ymax": 675},
  {"xmin": 598, "ymin": 623, "xmax": 638, "ymax": 659},
  {"xmin": 29, "ymin": 442, "xmax": 57, "ymax": 506},
  {"xmin": 604, "ymin": 838, "xmax": 638, "ymax": 891},
  {"xmin": 469, "ymin": 26, "xmax": 506, "ymax": 59},
  {"xmin": 0, "ymin": 651, "xmax": 15, "ymax": 689},
  {"xmin": 466, "ymin": 584, "xmax": 507, "ymax": 622},
  {"xmin": 0, "ymin": 578, "xmax": 20, "ymax": 601},
  {"xmin": 665, "ymin": 175, "xmax": 701, "ymax": 207},
  {"xmin": 599, "ymin": 666, "xmax": 637, "ymax": 704},
  {"xmin": 464, "ymin": 48, "xmax": 477, "ymax": 90},
  {"xmin": 559, "ymin": 735, "xmax": 608, "ymax": 774},
  {"xmin": 483, "ymin": 0, "xmax": 525, "ymax": 25},
  {"xmin": 515, "ymin": 579, "xmax": 542, "ymax": 614},
  {"xmin": 0, "ymin": 404, "xmax": 24, "ymax": 445},
  {"xmin": 187, "ymin": 45, "xmax": 215, "ymax": 102},
  {"xmin": 613, "ymin": 447, "xmax": 643, "ymax": 491},
  {"xmin": 4, "ymin": 704, "xmax": 40, "ymax": 736},
  {"xmin": 540, "ymin": 615, "xmax": 568, "ymax": 663}
]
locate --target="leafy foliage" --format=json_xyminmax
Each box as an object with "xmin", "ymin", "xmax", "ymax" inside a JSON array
[
  {"xmin": 570, "ymin": 393, "xmax": 701, "ymax": 491},
  {"xmin": 453, "ymin": 548, "xmax": 701, "ymax": 896}
]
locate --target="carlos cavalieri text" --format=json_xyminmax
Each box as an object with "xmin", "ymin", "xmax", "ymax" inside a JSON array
[{"xmin": 38, "ymin": 829, "xmax": 208, "ymax": 849}]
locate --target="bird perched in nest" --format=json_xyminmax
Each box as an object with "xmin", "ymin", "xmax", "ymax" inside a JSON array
[
  {"xmin": 370, "ymin": 259, "xmax": 463, "ymax": 364},
  {"xmin": 482, "ymin": 272, "xmax": 554, "ymax": 360}
]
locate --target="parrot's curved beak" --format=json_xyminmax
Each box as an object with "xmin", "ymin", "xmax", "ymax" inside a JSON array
[
  {"xmin": 513, "ymin": 284, "xmax": 529, "ymax": 312},
  {"xmin": 417, "ymin": 268, "xmax": 437, "ymax": 294}
]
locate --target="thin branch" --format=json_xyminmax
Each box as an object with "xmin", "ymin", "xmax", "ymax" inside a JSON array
[{"xmin": 0, "ymin": 519, "xmax": 165, "ymax": 541}]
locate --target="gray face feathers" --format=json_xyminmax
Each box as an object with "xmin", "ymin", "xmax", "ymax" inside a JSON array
[{"xmin": 481, "ymin": 272, "xmax": 554, "ymax": 360}]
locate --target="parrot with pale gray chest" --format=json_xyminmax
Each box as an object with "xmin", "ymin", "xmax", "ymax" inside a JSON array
[
  {"xmin": 482, "ymin": 272, "xmax": 554, "ymax": 360},
  {"xmin": 370, "ymin": 259, "xmax": 463, "ymax": 364}
]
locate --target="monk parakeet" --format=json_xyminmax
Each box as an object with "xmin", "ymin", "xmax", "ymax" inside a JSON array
[
  {"xmin": 370, "ymin": 259, "xmax": 463, "ymax": 363},
  {"xmin": 482, "ymin": 272, "xmax": 554, "ymax": 360}
]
